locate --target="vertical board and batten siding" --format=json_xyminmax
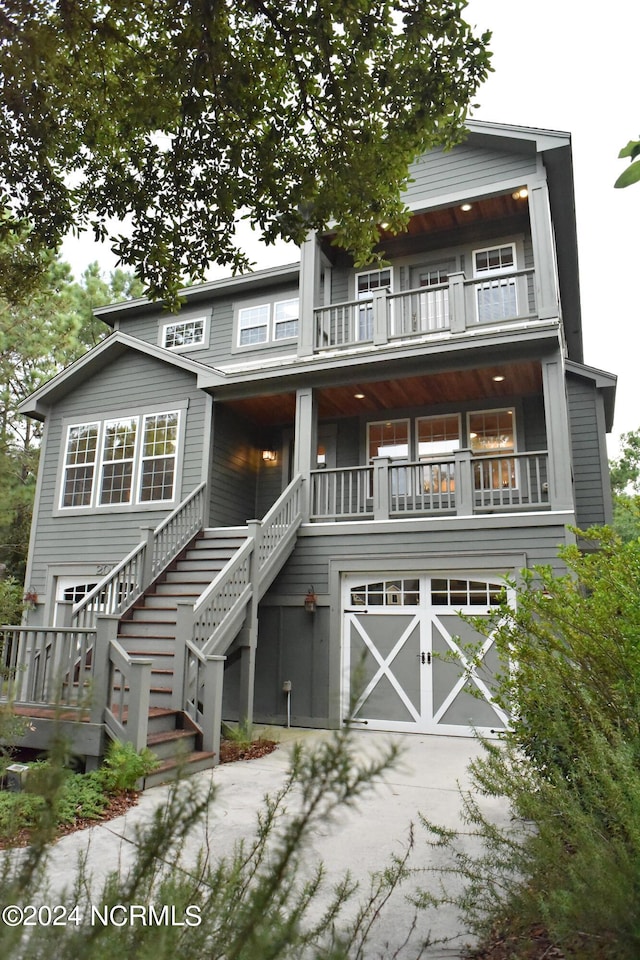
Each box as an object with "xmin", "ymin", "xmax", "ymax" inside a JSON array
[
  {"xmin": 27, "ymin": 351, "xmax": 208, "ymax": 617},
  {"xmin": 567, "ymin": 375, "xmax": 610, "ymax": 528},
  {"xmin": 209, "ymin": 404, "xmax": 260, "ymax": 526},
  {"xmin": 405, "ymin": 143, "xmax": 538, "ymax": 207}
]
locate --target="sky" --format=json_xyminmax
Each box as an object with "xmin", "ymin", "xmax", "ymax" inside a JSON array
[{"xmin": 61, "ymin": 0, "xmax": 637, "ymax": 457}]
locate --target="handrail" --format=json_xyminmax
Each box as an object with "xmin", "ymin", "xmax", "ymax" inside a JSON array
[
  {"xmin": 72, "ymin": 481, "xmax": 207, "ymax": 629},
  {"xmin": 0, "ymin": 624, "xmax": 96, "ymax": 708}
]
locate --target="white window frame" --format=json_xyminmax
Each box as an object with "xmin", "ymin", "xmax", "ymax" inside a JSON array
[
  {"xmin": 467, "ymin": 407, "xmax": 518, "ymax": 491},
  {"xmin": 59, "ymin": 408, "xmax": 182, "ymax": 512},
  {"xmin": 472, "ymin": 243, "xmax": 518, "ymax": 323},
  {"xmin": 235, "ymin": 296, "xmax": 299, "ymax": 349},
  {"xmin": 355, "ymin": 269, "xmax": 391, "ymax": 342},
  {"xmin": 161, "ymin": 315, "xmax": 209, "ymax": 351}
]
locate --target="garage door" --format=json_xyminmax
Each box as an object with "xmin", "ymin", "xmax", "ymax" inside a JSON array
[{"xmin": 342, "ymin": 574, "xmax": 510, "ymax": 736}]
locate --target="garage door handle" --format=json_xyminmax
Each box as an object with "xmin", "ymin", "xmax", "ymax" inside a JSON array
[{"xmin": 418, "ymin": 652, "xmax": 431, "ymax": 665}]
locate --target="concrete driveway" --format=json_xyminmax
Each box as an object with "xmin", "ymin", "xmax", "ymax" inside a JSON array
[{"xmin": 25, "ymin": 728, "xmax": 511, "ymax": 959}]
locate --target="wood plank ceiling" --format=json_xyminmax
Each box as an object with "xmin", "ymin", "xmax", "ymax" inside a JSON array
[{"xmin": 224, "ymin": 360, "xmax": 542, "ymax": 426}]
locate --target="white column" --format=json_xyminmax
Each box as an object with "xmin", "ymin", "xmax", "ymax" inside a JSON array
[
  {"xmin": 528, "ymin": 177, "xmax": 560, "ymax": 321},
  {"xmin": 541, "ymin": 356, "xmax": 574, "ymax": 511}
]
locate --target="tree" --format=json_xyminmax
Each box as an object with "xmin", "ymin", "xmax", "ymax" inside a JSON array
[
  {"xmin": 0, "ymin": 1, "xmax": 492, "ymax": 304},
  {"xmin": 615, "ymin": 137, "xmax": 640, "ymax": 188},
  {"xmin": 0, "ymin": 248, "xmax": 143, "ymax": 580},
  {"xmin": 609, "ymin": 428, "xmax": 640, "ymax": 542}
]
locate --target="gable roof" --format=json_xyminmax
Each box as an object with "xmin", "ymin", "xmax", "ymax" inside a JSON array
[{"xmin": 19, "ymin": 331, "xmax": 218, "ymax": 421}]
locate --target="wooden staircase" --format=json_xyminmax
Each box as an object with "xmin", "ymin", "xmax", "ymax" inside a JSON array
[{"xmin": 116, "ymin": 528, "xmax": 247, "ymax": 781}]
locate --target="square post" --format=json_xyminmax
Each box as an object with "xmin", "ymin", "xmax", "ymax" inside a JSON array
[
  {"xmin": 202, "ymin": 655, "xmax": 226, "ymax": 760},
  {"xmin": 454, "ymin": 449, "xmax": 474, "ymax": 516},
  {"xmin": 371, "ymin": 456, "xmax": 391, "ymax": 520},
  {"xmin": 91, "ymin": 615, "xmax": 119, "ymax": 724},
  {"xmin": 448, "ymin": 272, "xmax": 467, "ymax": 333}
]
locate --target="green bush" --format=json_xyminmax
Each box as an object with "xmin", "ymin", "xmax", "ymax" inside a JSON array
[
  {"xmin": 419, "ymin": 529, "xmax": 640, "ymax": 958},
  {"xmin": 0, "ymin": 577, "xmax": 25, "ymax": 625},
  {"xmin": 99, "ymin": 739, "xmax": 159, "ymax": 792}
]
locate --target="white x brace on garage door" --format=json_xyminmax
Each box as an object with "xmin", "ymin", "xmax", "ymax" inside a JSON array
[{"xmin": 342, "ymin": 574, "xmax": 511, "ymax": 736}]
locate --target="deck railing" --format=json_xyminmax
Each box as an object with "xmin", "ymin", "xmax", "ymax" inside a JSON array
[
  {"xmin": 310, "ymin": 451, "xmax": 549, "ymax": 520},
  {"xmin": 0, "ymin": 625, "xmax": 96, "ymax": 709},
  {"xmin": 312, "ymin": 268, "xmax": 536, "ymax": 352},
  {"xmin": 72, "ymin": 481, "xmax": 207, "ymax": 629}
]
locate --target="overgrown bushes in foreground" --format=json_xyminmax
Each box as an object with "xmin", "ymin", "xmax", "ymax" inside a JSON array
[{"xmin": 420, "ymin": 529, "xmax": 640, "ymax": 958}]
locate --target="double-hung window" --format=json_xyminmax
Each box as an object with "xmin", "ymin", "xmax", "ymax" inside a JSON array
[
  {"xmin": 61, "ymin": 410, "xmax": 180, "ymax": 510},
  {"xmin": 237, "ymin": 298, "xmax": 299, "ymax": 347},
  {"xmin": 473, "ymin": 244, "xmax": 517, "ymax": 322},
  {"xmin": 468, "ymin": 408, "xmax": 516, "ymax": 491},
  {"xmin": 356, "ymin": 269, "xmax": 391, "ymax": 341}
]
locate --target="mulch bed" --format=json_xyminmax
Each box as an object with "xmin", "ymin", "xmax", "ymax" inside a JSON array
[{"xmin": 0, "ymin": 738, "xmax": 278, "ymax": 849}]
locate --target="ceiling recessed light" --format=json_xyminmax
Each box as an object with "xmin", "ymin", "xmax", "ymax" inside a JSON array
[
  {"xmin": 492, "ymin": 375, "xmax": 505, "ymax": 382},
  {"xmin": 460, "ymin": 203, "xmax": 472, "ymax": 212},
  {"xmin": 354, "ymin": 392, "xmax": 365, "ymax": 399},
  {"xmin": 512, "ymin": 188, "xmax": 528, "ymax": 200}
]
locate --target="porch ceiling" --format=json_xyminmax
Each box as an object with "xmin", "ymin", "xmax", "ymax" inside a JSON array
[{"xmin": 225, "ymin": 360, "xmax": 542, "ymax": 426}]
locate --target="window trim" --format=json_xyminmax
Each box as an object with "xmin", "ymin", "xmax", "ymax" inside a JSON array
[
  {"xmin": 55, "ymin": 402, "xmax": 187, "ymax": 516},
  {"xmin": 160, "ymin": 314, "xmax": 210, "ymax": 352},
  {"xmin": 233, "ymin": 294, "xmax": 299, "ymax": 351}
]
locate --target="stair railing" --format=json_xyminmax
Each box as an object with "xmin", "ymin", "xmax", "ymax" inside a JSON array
[{"xmin": 72, "ymin": 482, "xmax": 207, "ymax": 629}]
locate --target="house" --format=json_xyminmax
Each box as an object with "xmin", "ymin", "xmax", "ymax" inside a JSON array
[{"xmin": 3, "ymin": 121, "xmax": 616, "ymax": 775}]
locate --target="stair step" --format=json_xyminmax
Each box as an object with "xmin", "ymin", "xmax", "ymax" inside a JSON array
[
  {"xmin": 164, "ymin": 570, "xmax": 218, "ymax": 584},
  {"xmin": 128, "ymin": 606, "xmax": 179, "ymax": 623},
  {"xmin": 147, "ymin": 728, "xmax": 197, "ymax": 761},
  {"xmin": 119, "ymin": 623, "xmax": 177, "ymax": 639},
  {"xmin": 146, "ymin": 708, "xmax": 185, "ymax": 735},
  {"xmin": 143, "ymin": 751, "xmax": 217, "ymax": 789}
]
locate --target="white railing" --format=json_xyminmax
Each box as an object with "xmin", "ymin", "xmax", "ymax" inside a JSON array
[
  {"xmin": 0, "ymin": 625, "xmax": 95, "ymax": 709},
  {"xmin": 310, "ymin": 453, "xmax": 549, "ymax": 520},
  {"xmin": 72, "ymin": 482, "xmax": 207, "ymax": 629},
  {"xmin": 312, "ymin": 267, "xmax": 537, "ymax": 352},
  {"xmin": 311, "ymin": 466, "xmax": 373, "ymax": 519}
]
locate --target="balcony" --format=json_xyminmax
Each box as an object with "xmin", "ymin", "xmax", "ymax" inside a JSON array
[
  {"xmin": 309, "ymin": 450, "xmax": 549, "ymax": 521},
  {"xmin": 313, "ymin": 267, "xmax": 537, "ymax": 352}
]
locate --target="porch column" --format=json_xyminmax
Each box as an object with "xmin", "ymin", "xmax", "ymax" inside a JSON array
[
  {"xmin": 237, "ymin": 519, "xmax": 260, "ymax": 726},
  {"xmin": 528, "ymin": 177, "xmax": 560, "ymax": 321},
  {"xmin": 298, "ymin": 231, "xmax": 322, "ymax": 357},
  {"xmin": 541, "ymin": 355, "xmax": 574, "ymax": 511},
  {"xmin": 293, "ymin": 387, "xmax": 318, "ymax": 521},
  {"xmin": 448, "ymin": 272, "xmax": 467, "ymax": 333}
]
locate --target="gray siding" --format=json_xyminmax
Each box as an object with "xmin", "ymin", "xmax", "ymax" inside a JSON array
[
  {"xmin": 27, "ymin": 351, "xmax": 208, "ymax": 621},
  {"xmin": 209, "ymin": 405, "xmax": 260, "ymax": 526},
  {"xmin": 567, "ymin": 375, "xmax": 610, "ymax": 528},
  {"xmin": 405, "ymin": 142, "xmax": 538, "ymax": 207}
]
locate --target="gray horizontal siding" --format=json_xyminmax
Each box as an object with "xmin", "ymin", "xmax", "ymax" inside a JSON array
[
  {"xmin": 27, "ymin": 351, "xmax": 208, "ymax": 611},
  {"xmin": 210, "ymin": 405, "xmax": 260, "ymax": 526},
  {"xmin": 267, "ymin": 518, "xmax": 571, "ymax": 597},
  {"xmin": 567, "ymin": 375, "xmax": 609, "ymax": 528},
  {"xmin": 405, "ymin": 143, "xmax": 537, "ymax": 206}
]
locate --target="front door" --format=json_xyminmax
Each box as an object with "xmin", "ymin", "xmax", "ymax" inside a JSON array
[{"xmin": 342, "ymin": 574, "xmax": 510, "ymax": 736}]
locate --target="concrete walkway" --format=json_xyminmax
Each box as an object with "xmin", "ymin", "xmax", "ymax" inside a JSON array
[{"xmin": 25, "ymin": 729, "xmax": 511, "ymax": 958}]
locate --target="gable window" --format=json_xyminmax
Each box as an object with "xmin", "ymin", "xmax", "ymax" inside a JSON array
[
  {"xmin": 356, "ymin": 269, "xmax": 391, "ymax": 341},
  {"xmin": 237, "ymin": 298, "xmax": 299, "ymax": 347},
  {"xmin": 473, "ymin": 244, "xmax": 517, "ymax": 322},
  {"xmin": 61, "ymin": 410, "xmax": 180, "ymax": 510},
  {"xmin": 162, "ymin": 316, "xmax": 207, "ymax": 350}
]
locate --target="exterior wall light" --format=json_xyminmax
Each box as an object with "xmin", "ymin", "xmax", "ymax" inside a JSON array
[
  {"xmin": 304, "ymin": 586, "xmax": 318, "ymax": 613},
  {"xmin": 262, "ymin": 450, "xmax": 277, "ymax": 463}
]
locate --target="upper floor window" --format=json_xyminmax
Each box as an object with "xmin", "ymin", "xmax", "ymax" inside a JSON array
[
  {"xmin": 468, "ymin": 408, "xmax": 516, "ymax": 490},
  {"xmin": 237, "ymin": 298, "xmax": 299, "ymax": 347},
  {"xmin": 356, "ymin": 269, "xmax": 391, "ymax": 341},
  {"xmin": 417, "ymin": 415, "xmax": 461, "ymax": 458},
  {"xmin": 473, "ymin": 244, "xmax": 517, "ymax": 322},
  {"xmin": 61, "ymin": 410, "xmax": 180, "ymax": 510},
  {"xmin": 161, "ymin": 316, "xmax": 208, "ymax": 350}
]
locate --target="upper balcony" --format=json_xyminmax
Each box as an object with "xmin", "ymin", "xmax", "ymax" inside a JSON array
[{"xmin": 312, "ymin": 264, "xmax": 536, "ymax": 354}]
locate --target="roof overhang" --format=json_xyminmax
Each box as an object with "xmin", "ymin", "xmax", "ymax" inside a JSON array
[
  {"xmin": 565, "ymin": 359, "xmax": 617, "ymax": 432},
  {"xmin": 19, "ymin": 332, "xmax": 215, "ymax": 420}
]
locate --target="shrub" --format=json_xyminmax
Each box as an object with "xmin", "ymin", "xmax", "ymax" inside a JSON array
[
  {"xmin": 418, "ymin": 529, "xmax": 640, "ymax": 958},
  {"xmin": 99, "ymin": 740, "xmax": 159, "ymax": 792}
]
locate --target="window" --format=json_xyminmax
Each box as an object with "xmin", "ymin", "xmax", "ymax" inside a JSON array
[
  {"xmin": 473, "ymin": 244, "xmax": 517, "ymax": 322},
  {"xmin": 417, "ymin": 415, "xmax": 460, "ymax": 495},
  {"xmin": 237, "ymin": 298, "xmax": 298, "ymax": 347},
  {"xmin": 162, "ymin": 316, "xmax": 207, "ymax": 350},
  {"xmin": 350, "ymin": 578, "xmax": 420, "ymax": 607},
  {"xmin": 468, "ymin": 408, "xmax": 516, "ymax": 491},
  {"xmin": 356, "ymin": 269, "xmax": 391, "ymax": 340},
  {"xmin": 416, "ymin": 266, "xmax": 449, "ymax": 330},
  {"xmin": 62, "ymin": 423, "xmax": 99, "ymax": 508},
  {"xmin": 61, "ymin": 410, "xmax": 180, "ymax": 510},
  {"xmin": 368, "ymin": 419, "xmax": 409, "ymax": 462}
]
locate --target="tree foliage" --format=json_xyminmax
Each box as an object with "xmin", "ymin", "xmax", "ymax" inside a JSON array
[
  {"xmin": 0, "ymin": 246, "xmax": 143, "ymax": 580},
  {"xmin": 0, "ymin": 1, "xmax": 492, "ymax": 303},
  {"xmin": 609, "ymin": 428, "xmax": 640, "ymax": 542},
  {"xmin": 615, "ymin": 137, "xmax": 640, "ymax": 188},
  {"xmin": 419, "ymin": 530, "xmax": 640, "ymax": 957}
]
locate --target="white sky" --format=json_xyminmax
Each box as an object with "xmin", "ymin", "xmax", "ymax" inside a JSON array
[{"xmin": 61, "ymin": 0, "xmax": 637, "ymax": 457}]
